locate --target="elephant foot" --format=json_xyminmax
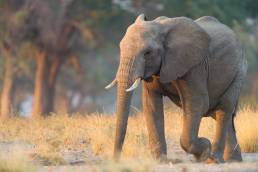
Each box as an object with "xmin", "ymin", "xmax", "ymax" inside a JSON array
[
  {"xmin": 150, "ymin": 149, "xmax": 167, "ymax": 162},
  {"xmin": 205, "ymin": 153, "xmax": 225, "ymax": 164},
  {"xmin": 158, "ymin": 154, "xmax": 168, "ymax": 162},
  {"xmin": 193, "ymin": 138, "xmax": 212, "ymax": 162},
  {"xmin": 194, "ymin": 146, "xmax": 211, "ymax": 162},
  {"xmin": 225, "ymin": 156, "xmax": 242, "ymax": 162},
  {"xmin": 224, "ymin": 151, "xmax": 242, "ymax": 162},
  {"xmin": 224, "ymin": 145, "xmax": 242, "ymax": 162},
  {"xmin": 180, "ymin": 137, "xmax": 212, "ymax": 162}
]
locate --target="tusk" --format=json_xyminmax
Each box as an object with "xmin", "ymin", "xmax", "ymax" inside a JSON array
[
  {"xmin": 105, "ymin": 79, "xmax": 117, "ymax": 89},
  {"xmin": 126, "ymin": 78, "xmax": 141, "ymax": 92}
]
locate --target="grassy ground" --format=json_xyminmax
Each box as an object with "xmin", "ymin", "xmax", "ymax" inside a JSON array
[{"xmin": 0, "ymin": 106, "xmax": 257, "ymax": 171}]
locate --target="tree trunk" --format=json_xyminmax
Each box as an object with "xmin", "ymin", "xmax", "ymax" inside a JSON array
[
  {"xmin": 0, "ymin": 55, "xmax": 15, "ymax": 118},
  {"xmin": 45, "ymin": 58, "xmax": 61, "ymax": 113},
  {"xmin": 32, "ymin": 51, "xmax": 49, "ymax": 117}
]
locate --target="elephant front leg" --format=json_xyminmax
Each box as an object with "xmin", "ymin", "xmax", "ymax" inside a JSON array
[
  {"xmin": 142, "ymin": 81, "xmax": 167, "ymax": 160},
  {"xmin": 180, "ymin": 108, "xmax": 211, "ymax": 162},
  {"xmin": 175, "ymin": 80, "xmax": 211, "ymax": 162}
]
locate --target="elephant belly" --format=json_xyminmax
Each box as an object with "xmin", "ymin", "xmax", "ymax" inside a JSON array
[{"xmin": 160, "ymin": 82, "xmax": 182, "ymax": 107}]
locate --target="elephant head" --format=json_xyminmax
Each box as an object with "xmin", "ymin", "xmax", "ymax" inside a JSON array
[{"xmin": 106, "ymin": 14, "xmax": 210, "ymax": 159}]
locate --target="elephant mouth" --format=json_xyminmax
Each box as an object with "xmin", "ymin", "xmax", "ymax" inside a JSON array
[
  {"xmin": 142, "ymin": 76, "xmax": 154, "ymax": 82},
  {"xmin": 142, "ymin": 70, "xmax": 161, "ymax": 81}
]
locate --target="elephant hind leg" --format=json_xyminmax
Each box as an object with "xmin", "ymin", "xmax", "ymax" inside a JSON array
[
  {"xmin": 209, "ymin": 73, "xmax": 243, "ymax": 163},
  {"xmin": 208, "ymin": 109, "xmax": 232, "ymax": 163},
  {"xmin": 223, "ymin": 111, "xmax": 242, "ymax": 162}
]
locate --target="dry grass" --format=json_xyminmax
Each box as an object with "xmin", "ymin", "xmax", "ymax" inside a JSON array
[
  {"xmin": 0, "ymin": 106, "xmax": 257, "ymax": 166},
  {"xmin": 95, "ymin": 159, "xmax": 157, "ymax": 172}
]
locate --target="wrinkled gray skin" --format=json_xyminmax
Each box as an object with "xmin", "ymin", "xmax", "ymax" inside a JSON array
[{"xmin": 107, "ymin": 14, "xmax": 247, "ymax": 163}]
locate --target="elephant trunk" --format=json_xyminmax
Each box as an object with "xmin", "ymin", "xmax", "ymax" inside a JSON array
[
  {"xmin": 113, "ymin": 57, "xmax": 139, "ymax": 159},
  {"xmin": 114, "ymin": 81, "xmax": 133, "ymax": 159}
]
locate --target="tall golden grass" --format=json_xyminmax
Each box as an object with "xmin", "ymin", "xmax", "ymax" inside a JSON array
[{"xmin": 0, "ymin": 106, "xmax": 257, "ymax": 165}]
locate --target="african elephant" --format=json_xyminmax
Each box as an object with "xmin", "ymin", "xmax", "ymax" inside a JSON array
[{"xmin": 106, "ymin": 14, "xmax": 247, "ymax": 163}]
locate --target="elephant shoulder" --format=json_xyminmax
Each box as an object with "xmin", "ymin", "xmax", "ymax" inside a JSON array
[
  {"xmin": 154, "ymin": 16, "xmax": 169, "ymax": 22},
  {"xmin": 195, "ymin": 16, "xmax": 236, "ymax": 43},
  {"xmin": 195, "ymin": 16, "xmax": 220, "ymax": 23}
]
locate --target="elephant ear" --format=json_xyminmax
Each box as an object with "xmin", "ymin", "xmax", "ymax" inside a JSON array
[{"xmin": 159, "ymin": 17, "xmax": 210, "ymax": 83}]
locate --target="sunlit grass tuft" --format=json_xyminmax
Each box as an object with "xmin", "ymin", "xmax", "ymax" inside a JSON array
[{"xmin": 236, "ymin": 107, "xmax": 258, "ymax": 152}]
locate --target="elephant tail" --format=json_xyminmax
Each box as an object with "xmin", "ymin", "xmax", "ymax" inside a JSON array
[
  {"xmin": 232, "ymin": 111, "xmax": 236, "ymax": 132},
  {"xmin": 232, "ymin": 101, "xmax": 239, "ymax": 132}
]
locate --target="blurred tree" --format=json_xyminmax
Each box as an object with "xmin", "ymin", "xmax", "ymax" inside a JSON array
[
  {"xmin": 1, "ymin": 0, "xmax": 258, "ymax": 116},
  {"xmin": 0, "ymin": 0, "xmax": 25, "ymax": 117},
  {"xmin": 12, "ymin": 0, "xmax": 87, "ymax": 117},
  {"xmin": 16, "ymin": 0, "xmax": 130, "ymax": 116},
  {"xmin": 0, "ymin": 41, "xmax": 16, "ymax": 117}
]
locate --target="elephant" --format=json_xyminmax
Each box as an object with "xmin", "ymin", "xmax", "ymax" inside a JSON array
[{"xmin": 105, "ymin": 14, "xmax": 247, "ymax": 163}]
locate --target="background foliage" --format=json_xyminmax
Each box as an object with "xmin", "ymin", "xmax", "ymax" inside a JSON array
[{"xmin": 0, "ymin": 0, "xmax": 258, "ymax": 116}]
